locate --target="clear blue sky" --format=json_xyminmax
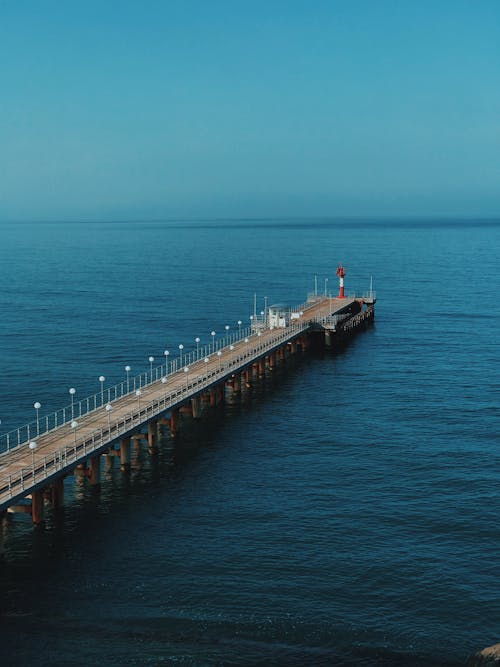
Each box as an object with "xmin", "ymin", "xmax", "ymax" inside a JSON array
[{"xmin": 1, "ymin": 0, "xmax": 499, "ymax": 220}]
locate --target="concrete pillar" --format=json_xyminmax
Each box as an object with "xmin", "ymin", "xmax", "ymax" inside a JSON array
[
  {"xmin": 245, "ymin": 369, "xmax": 252, "ymax": 387},
  {"xmin": 191, "ymin": 396, "xmax": 202, "ymax": 418},
  {"xmin": 232, "ymin": 374, "xmax": 241, "ymax": 392},
  {"xmin": 105, "ymin": 452, "xmax": 114, "ymax": 471},
  {"xmin": 269, "ymin": 352, "xmax": 275, "ymax": 370},
  {"xmin": 147, "ymin": 421, "xmax": 157, "ymax": 451},
  {"xmin": 89, "ymin": 455, "xmax": 101, "ymax": 487},
  {"xmin": 120, "ymin": 437, "xmax": 131, "ymax": 471},
  {"xmin": 209, "ymin": 387, "xmax": 217, "ymax": 407},
  {"xmin": 31, "ymin": 489, "xmax": 44, "ymax": 524},
  {"xmin": 217, "ymin": 383, "xmax": 225, "ymax": 404},
  {"xmin": 258, "ymin": 358, "xmax": 266, "ymax": 376},
  {"xmin": 170, "ymin": 408, "xmax": 179, "ymax": 437},
  {"xmin": 50, "ymin": 478, "xmax": 64, "ymax": 509}
]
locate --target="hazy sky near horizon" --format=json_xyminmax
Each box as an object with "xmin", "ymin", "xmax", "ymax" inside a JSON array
[{"xmin": 1, "ymin": 1, "xmax": 499, "ymax": 221}]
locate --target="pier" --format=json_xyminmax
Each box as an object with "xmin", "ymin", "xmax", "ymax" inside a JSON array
[{"xmin": 0, "ymin": 286, "xmax": 375, "ymax": 525}]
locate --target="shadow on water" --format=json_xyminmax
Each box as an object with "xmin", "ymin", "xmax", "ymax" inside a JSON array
[
  {"xmin": 0, "ymin": 349, "xmax": 311, "ymax": 554},
  {"xmin": 0, "ymin": 327, "xmax": 467, "ymax": 667},
  {"xmin": 0, "ymin": 328, "xmax": 375, "ymax": 564}
]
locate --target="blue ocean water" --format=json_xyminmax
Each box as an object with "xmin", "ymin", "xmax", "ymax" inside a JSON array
[{"xmin": 0, "ymin": 219, "xmax": 499, "ymax": 666}]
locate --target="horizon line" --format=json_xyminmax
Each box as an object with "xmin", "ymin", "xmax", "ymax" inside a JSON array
[{"xmin": 1, "ymin": 214, "xmax": 500, "ymax": 225}]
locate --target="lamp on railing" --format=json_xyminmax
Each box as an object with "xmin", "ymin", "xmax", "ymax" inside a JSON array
[
  {"xmin": 29, "ymin": 440, "xmax": 37, "ymax": 472},
  {"xmin": 204, "ymin": 357, "xmax": 209, "ymax": 377},
  {"xmin": 210, "ymin": 331, "xmax": 216, "ymax": 353},
  {"xmin": 125, "ymin": 365, "xmax": 131, "ymax": 392},
  {"xmin": 217, "ymin": 350, "xmax": 222, "ymax": 370},
  {"xmin": 148, "ymin": 356, "xmax": 154, "ymax": 382},
  {"xmin": 71, "ymin": 420, "xmax": 78, "ymax": 446},
  {"xmin": 244, "ymin": 337, "xmax": 249, "ymax": 354},
  {"xmin": 69, "ymin": 387, "xmax": 76, "ymax": 420},
  {"xmin": 161, "ymin": 376, "xmax": 167, "ymax": 384},
  {"xmin": 225, "ymin": 325, "xmax": 230, "ymax": 344},
  {"xmin": 229, "ymin": 344, "xmax": 234, "ymax": 361},
  {"xmin": 195, "ymin": 337, "xmax": 200, "ymax": 358},
  {"xmin": 237, "ymin": 320, "xmax": 242, "ymax": 337},
  {"xmin": 178, "ymin": 344, "xmax": 184, "ymax": 366},
  {"xmin": 164, "ymin": 350, "xmax": 169, "ymax": 375},
  {"xmin": 135, "ymin": 389, "xmax": 142, "ymax": 410},
  {"xmin": 33, "ymin": 402, "xmax": 41, "ymax": 435},
  {"xmin": 99, "ymin": 376, "xmax": 105, "ymax": 404},
  {"xmin": 105, "ymin": 403, "xmax": 112, "ymax": 430},
  {"xmin": 184, "ymin": 366, "xmax": 189, "ymax": 388}
]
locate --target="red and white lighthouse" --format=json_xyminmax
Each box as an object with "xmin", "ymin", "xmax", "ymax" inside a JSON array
[{"xmin": 336, "ymin": 264, "xmax": 346, "ymax": 298}]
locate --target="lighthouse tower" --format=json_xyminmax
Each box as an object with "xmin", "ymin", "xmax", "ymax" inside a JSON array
[{"xmin": 336, "ymin": 264, "xmax": 346, "ymax": 298}]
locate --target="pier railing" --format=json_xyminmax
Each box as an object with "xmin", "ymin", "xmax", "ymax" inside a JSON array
[
  {"xmin": 0, "ymin": 324, "xmax": 255, "ymax": 455},
  {"xmin": 0, "ymin": 321, "xmax": 310, "ymax": 506}
]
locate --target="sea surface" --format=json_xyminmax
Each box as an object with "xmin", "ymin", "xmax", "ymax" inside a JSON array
[{"xmin": 0, "ymin": 219, "xmax": 499, "ymax": 666}]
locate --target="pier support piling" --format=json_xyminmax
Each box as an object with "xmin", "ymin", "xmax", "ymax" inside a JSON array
[
  {"xmin": 89, "ymin": 455, "xmax": 101, "ymax": 487},
  {"xmin": 170, "ymin": 408, "xmax": 179, "ymax": 437},
  {"xmin": 50, "ymin": 478, "xmax": 64, "ymax": 509},
  {"xmin": 120, "ymin": 437, "xmax": 131, "ymax": 470},
  {"xmin": 31, "ymin": 489, "xmax": 44, "ymax": 525}
]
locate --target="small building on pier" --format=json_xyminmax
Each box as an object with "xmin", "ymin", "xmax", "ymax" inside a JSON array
[{"xmin": 268, "ymin": 304, "xmax": 289, "ymax": 328}]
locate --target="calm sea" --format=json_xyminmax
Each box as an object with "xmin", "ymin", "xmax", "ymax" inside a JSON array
[{"xmin": 0, "ymin": 219, "xmax": 499, "ymax": 666}]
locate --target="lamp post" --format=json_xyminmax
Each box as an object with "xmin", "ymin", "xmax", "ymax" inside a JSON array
[
  {"xmin": 149, "ymin": 356, "xmax": 154, "ymax": 382},
  {"xmin": 204, "ymin": 357, "xmax": 209, "ymax": 378},
  {"xmin": 71, "ymin": 420, "xmax": 78, "ymax": 447},
  {"xmin": 210, "ymin": 331, "xmax": 216, "ymax": 353},
  {"xmin": 33, "ymin": 402, "xmax": 41, "ymax": 435},
  {"xmin": 105, "ymin": 403, "xmax": 112, "ymax": 431},
  {"xmin": 135, "ymin": 389, "xmax": 142, "ymax": 411},
  {"xmin": 195, "ymin": 337, "xmax": 200, "ymax": 359},
  {"xmin": 178, "ymin": 344, "xmax": 184, "ymax": 367},
  {"xmin": 99, "ymin": 376, "xmax": 105, "ymax": 405},
  {"xmin": 225, "ymin": 325, "xmax": 230, "ymax": 345},
  {"xmin": 229, "ymin": 344, "xmax": 234, "ymax": 363},
  {"xmin": 237, "ymin": 320, "xmax": 242, "ymax": 338},
  {"xmin": 184, "ymin": 366, "xmax": 189, "ymax": 389},
  {"xmin": 125, "ymin": 365, "xmax": 131, "ymax": 393},
  {"xmin": 29, "ymin": 440, "xmax": 37, "ymax": 474},
  {"xmin": 250, "ymin": 315, "xmax": 254, "ymax": 332},
  {"xmin": 69, "ymin": 387, "xmax": 76, "ymax": 420},
  {"xmin": 324, "ymin": 277, "xmax": 329, "ymax": 296},
  {"xmin": 260, "ymin": 310, "xmax": 265, "ymax": 328},
  {"xmin": 217, "ymin": 350, "xmax": 222, "ymax": 371},
  {"xmin": 244, "ymin": 337, "xmax": 249, "ymax": 355},
  {"xmin": 164, "ymin": 350, "xmax": 169, "ymax": 376}
]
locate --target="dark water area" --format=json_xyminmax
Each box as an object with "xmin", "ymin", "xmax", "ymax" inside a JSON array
[{"xmin": 0, "ymin": 219, "xmax": 499, "ymax": 666}]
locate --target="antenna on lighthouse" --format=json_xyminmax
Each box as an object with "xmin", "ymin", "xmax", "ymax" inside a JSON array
[{"xmin": 336, "ymin": 264, "xmax": 346, "ymax": 298}]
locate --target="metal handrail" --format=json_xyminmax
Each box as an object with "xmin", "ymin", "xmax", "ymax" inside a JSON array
[
  {"xmin": 0, "ymin": 321, "xmax": 310, "ymax": 505},
  {"xmin": 0, "ymin": 324, "xmax": 255, "ymax": 454}
]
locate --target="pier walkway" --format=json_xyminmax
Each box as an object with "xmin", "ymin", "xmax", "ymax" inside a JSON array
[{"xmin": 0, "ymin": 294, "xmax": 374, "ymax": 522}]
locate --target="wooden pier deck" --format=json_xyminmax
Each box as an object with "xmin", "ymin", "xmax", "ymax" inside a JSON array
[{"xmin": 0, "ymin": 294, "xmax": 374, "ymax": 522}]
